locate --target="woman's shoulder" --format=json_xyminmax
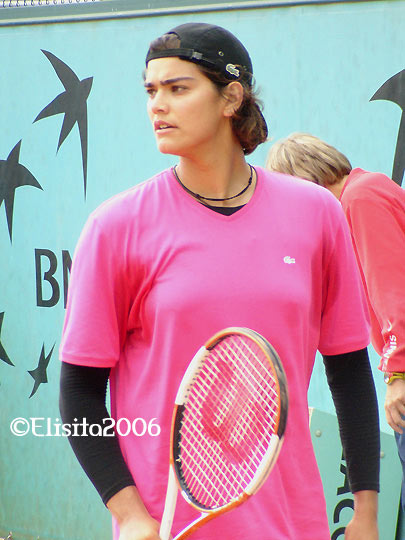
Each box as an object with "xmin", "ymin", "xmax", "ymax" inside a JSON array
[
  {"xmin": 256, "ymin": 166, "xmax": 340, "ymax": 208},
  {"xmin": 89, "ymin": 168, "xmax": 172, "ymax": 224}
]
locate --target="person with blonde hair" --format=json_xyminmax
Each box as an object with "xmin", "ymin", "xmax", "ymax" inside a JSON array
[
  {"xmin": 267, "ymin": 131, "xmax": 405, "ymax": 511},
  {"xmin": 266, "ymin": 132, "xmax": 352, "ymax": 194}
]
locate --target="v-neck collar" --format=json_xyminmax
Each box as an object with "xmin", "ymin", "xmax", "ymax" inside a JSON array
[{"xmin": 169, "ymin": 166, "xmax": 263, "ymax": 222}]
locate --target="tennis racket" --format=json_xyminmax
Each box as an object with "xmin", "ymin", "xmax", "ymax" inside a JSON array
[{"xmin": 159, "ymin": 327, "xmax": 288, "ymax": 540}]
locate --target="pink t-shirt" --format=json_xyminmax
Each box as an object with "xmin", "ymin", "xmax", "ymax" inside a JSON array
[{"xmin": 60, "ymin": 167, "xmax": 370, "ymax": 540}]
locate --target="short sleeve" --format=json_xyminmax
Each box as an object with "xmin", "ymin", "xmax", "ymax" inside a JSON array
[
  {"xmin": 59, "ymin": 213, "xmax": 132, "ymax": 367},
  {"xmin": 318, "ymin": 198, "xmax": 370, "ymax": 355}
]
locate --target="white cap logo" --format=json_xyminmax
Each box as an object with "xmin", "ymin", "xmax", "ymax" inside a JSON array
[{"xmin": 225, "ymin": 63, "xmax": 240, "ymax": 77}]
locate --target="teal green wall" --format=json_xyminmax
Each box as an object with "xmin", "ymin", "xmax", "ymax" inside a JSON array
[{"xmin": 0, "ymin": 1, "xmax": 404, "ymax": 538}]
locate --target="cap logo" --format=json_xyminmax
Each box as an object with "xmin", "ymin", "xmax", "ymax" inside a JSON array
[{"xmin": 225, "ymin": 63, "xmax": 240, "ymax": 77}]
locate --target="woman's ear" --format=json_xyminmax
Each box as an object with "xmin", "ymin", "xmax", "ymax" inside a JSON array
[{"xmin": 222, "ymin": 81, "xmax": 244, "ymax": 117}]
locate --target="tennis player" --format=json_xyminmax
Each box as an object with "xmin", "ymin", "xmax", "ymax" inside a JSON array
[{"xmin": 59, "ymin": 24, "xmax": 379, "ymax": 540}]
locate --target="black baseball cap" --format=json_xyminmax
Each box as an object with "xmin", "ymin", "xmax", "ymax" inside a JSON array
[{"xmin": 145, "ymin": 22, "xmax": 253, "ymax": 86}]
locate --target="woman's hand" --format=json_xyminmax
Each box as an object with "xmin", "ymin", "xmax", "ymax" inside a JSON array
[
  {"xmin": 107, "ymin": 486, "xmax": 169, "ymax": 540},
  {"xmin": 344, "ymin": 490, "xmax": 378, "ymax": 540},
  {"xmin": 345, "ymin": 515, "xmax": 378, "ymax": 540},
  {"xmin": 118, "ymin": 515, "xmax": 162, "ymax": 540}
]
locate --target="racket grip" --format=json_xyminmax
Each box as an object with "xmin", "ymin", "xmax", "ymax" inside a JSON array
[{"xmin": 159, "ymin": 467, "xmax": 178, "ymax": 540}]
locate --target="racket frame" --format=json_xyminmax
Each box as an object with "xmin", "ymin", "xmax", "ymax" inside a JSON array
[{"xmin": 159, "ymin": 327, "xmax": 288, "ymax": 540}]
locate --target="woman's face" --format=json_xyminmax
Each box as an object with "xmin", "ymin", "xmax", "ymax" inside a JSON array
[{"xmin": 145, "ymin": 57, "xmax": 231, "ymax": 158}]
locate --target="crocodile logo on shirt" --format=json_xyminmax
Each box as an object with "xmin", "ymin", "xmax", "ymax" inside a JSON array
[{"xmin": 283, "ymin": 256, "xmax": 296, "ymax": 264}]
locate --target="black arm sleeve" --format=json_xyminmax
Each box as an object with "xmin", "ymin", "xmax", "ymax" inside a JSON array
[
  {"xmin": 59, "ymin": 361, "xmax": 135, "ymax": 504},
  {"xmin": 322, "ymin": 348, "xmax": 380, "ymax": 493}
]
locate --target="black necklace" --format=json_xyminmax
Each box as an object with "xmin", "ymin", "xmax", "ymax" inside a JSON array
[{"xmin": 172, "ymin": 164, "xmax": 254, "ymax": 202}]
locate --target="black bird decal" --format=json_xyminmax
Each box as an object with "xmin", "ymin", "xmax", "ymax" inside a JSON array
[
  {"xmin": 28, "ymin": 343, "xmax": 55, "ymax": 398},
  {"xmin": 370, "ymin": 69, "xmax": 405, "ymax": 186},
  {"xmin": 0, "ymin": 312, "xmax": 14, "ymax": 366},
  {"xmin": 0, "ymin": 140, "xmax": 42, "ymax": 242},
  {"xmin": 34, "ymin": 50, "xmax": 93, "ymax": 197}
]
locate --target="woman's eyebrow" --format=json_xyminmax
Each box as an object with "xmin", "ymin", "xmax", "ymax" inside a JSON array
[{"xmin": 144, "ymin": 76, "xmax": 195, "ymax": 88}]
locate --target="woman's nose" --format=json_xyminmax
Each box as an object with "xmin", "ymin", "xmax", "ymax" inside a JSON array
[{"xmin": 151, "ymin": 90, "xmax": 169, "ymax": 114}]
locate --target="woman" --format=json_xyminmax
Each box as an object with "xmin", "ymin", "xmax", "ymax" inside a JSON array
[{"xmin": 59, "ymin": 23, "xmax": 379, "ymax": 540}]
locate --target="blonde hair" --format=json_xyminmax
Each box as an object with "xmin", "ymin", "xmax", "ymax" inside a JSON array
[{"xmin": 265, "ymin": 132, "xmax": 351, "ymax": 186}]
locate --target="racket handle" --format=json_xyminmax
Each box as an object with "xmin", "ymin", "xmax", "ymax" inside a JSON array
[{"xmin": 159, "ymin": 467, "xmax": 178, "ymax": 540}]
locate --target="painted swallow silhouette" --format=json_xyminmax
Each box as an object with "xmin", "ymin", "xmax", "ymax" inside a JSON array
[
  {"xmin": 0, "ymin": 312, "xmax": 14, "ymax": 366},
  {"xmin": 28, "ymin": 343, "xmax": 55, "ymax": 398},
  {"xmin": 370, "ymin": 69, "xmax": 405, "ymax": 186},
  {"xmin": 0, "ymin": 140, "xmax": 42, "ymax": 242},
  {"xmin": 34, "ymin": 50, "xmax": 93, "ymax": 197}
]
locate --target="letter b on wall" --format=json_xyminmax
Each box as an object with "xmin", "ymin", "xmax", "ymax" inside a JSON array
[{"xmin": 35, "ymin": 249, "xmax": 71, "ymax": 308}]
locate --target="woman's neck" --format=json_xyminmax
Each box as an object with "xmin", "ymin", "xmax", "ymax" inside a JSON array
[{"xmin": 176, "ymin": 151, "xmax": 256, "ymax": 208}]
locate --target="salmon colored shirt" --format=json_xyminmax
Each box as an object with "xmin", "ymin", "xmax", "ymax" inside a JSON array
[{"xmin": 340, "ymin": 168, "xmax": 405, "ymax": 373}]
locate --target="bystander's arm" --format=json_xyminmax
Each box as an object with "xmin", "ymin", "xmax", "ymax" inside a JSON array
[{"xmin": 344, "ymin": 197, "xmax": 405, "ymax": 426}]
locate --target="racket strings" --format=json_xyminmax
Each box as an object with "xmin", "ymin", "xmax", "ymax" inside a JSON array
[
  {"xmin": 177, "ymin": 335, "xmax": 280, "ymax": 509},
  {"xmin": 180, "ymin": 382, "xmax": 274, "ymax": 503},
  {"xmin": 230, "ymin": 339, "xmax": 281, "ymax": 408},
  {"xmin": 217, "ymin": 344, "xmax": 279, "ymax": 440},
  {"xmin": 206, "ymin": 339, "xmax": 279, "ymax": 450}
]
